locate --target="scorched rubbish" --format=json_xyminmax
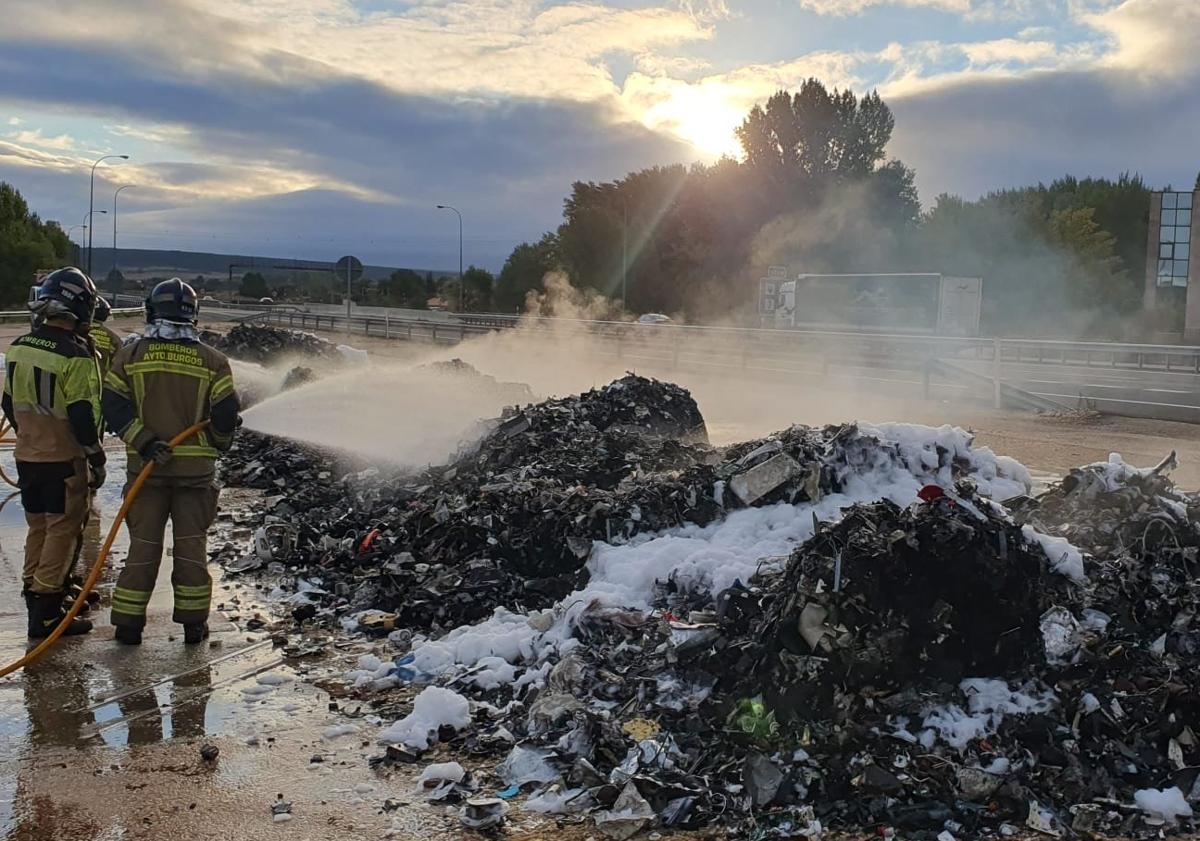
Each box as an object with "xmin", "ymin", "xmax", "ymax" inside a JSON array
[{"xmin": 219, "ymin": 374, "xmax": 1200, "ymax": 839}]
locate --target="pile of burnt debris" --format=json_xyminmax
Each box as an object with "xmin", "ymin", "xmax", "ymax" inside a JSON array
[
  {"xmin": 220, "ymin": 376, "xmax": 1200, "ymax": 839},
  {"xmin": 416, "ymin": 358, "xmax": 538, "ymax": 405},
  {"xmin": 200, "ymin": 323, "xmax": 342, "ymax": 364}
]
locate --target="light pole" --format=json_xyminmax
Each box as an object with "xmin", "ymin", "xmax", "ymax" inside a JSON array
[
  {"xmin": 68, "ymin": 224, "xmax": 86, "ymax": 265},
  {"xmin": 88, "ymin": 154, "xmax": 129, "ymax": 277},
  {"xmin": 436, "ymin": 205, "xmax": 463, "ymax": 312},
  {"xmin": 83, "ymin": 210, "xmax": 107, "ymax": 272},
  {"xmin": 112, "ymin": 185, "xmax": 135, "ymax": 278}
]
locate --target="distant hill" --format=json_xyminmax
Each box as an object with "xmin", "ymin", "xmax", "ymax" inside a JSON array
[{"xmin": 87, "ymin": 248, "xmax": 455, "ymax": 281}]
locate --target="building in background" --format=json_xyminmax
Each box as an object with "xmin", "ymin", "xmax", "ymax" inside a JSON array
[{"xmin": 1144, "ymin": 191, "xmax": 1199, "ymax": 341}]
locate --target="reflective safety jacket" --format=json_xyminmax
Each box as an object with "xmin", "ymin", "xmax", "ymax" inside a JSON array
[
  {"xmin": 89, "ymin": 322, "xmax": 122, "ymax": 376},
  {"xmin": 1, "ymin": 326, "xmax": 103, "ymax": 463},
  {"xmin": 102, "ymin": 337, "xmax": 240, "ymax": 478}
]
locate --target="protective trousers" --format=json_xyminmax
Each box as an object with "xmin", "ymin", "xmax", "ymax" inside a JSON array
[
  {"xmin": 111, "ymin": 478, "xmax": 219, "ymax": 628},
  {"xmin": 18, "ymin": 459, "xmax": 89, "ymax": 595}
]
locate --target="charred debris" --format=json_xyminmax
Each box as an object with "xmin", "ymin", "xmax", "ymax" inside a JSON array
[{"xmin": 219, "ymin": 370, "xmax": 1200, "ymax": 839}]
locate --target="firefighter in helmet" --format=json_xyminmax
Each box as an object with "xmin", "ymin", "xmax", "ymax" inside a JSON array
[
  {"xmin": 1, "ymin": 268, "xmax": 105, "ymax": 637},
  {"xmin": 102, "ymin": 278, "xmax": 240, "ymax": 645}
]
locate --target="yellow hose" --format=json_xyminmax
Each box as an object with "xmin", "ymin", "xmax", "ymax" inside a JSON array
[{"xmin": 0, "ymin": 420, "xmax": 211, "ymax": 679}]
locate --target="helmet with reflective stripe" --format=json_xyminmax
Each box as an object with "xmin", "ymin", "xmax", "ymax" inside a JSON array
[
  {"xmin": 94, "ymin": 295, "xmax": 112, "ymax": 323},
  {"xmin": 145, "ymin": 277, "xmax": 199, "ymax": 325},
  {"xmin": 35, "ymin": 267, "xmax": 98, "ymax": 325}
]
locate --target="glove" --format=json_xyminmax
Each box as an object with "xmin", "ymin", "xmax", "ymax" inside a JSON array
[
  {"xmin": 141, "ymin": 439, "xmax": 174, "ymax": 467},
  {"xmin": 87, "ymin": 454, "xmax": 106, "ymax": 490}
]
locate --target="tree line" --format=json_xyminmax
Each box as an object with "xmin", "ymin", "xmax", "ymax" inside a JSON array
[
  {"xmin": 494, "ymin": 79, "xmax": 1197, "ymax": 338},
  {"xmin": 0, "ymin": 182, "xmax": 74, "ymax": 307}
]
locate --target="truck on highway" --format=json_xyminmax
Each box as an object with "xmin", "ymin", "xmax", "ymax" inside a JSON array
[{"xmin": 760, "ymin": 272, "xmax": 982, "ymax": 336}]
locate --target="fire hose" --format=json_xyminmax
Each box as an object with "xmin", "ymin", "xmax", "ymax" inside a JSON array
[{"xmin": 0, "ymin": 420, "xmax": 211, "ymax": 679}]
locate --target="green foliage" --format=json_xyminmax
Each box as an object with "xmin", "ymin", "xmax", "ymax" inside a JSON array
[
  {"xmin": 383, "ymin": 269, "xmax": 428, "ymax": 309},
  {"xmin": 495, "ymin": 233, "xmax": 560, "ymax": 313},
  {"xmin": 736, "ymin": 80, "xmax": 893, "ymax": 180},
  {"xmin": 0, "ymin": 182, "xmax": 73, "ymax": 307},
  {"xmin": 239, "ymin": 271, "xmax": 269, "ymax": 298},
  {"xmin": 461, "ymin": 266, "xmax": 494, "ymax": 311}
]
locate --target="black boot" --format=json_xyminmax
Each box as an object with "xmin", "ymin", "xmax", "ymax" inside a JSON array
[
  {"xmin": 114, "ymin": 626, "xmax": 143, "ymax": 646},
  {"xmin": 183, "ymin": 623, "xmax": 209, "ymax": 645},
  {"xmin": 27, "ymin": 592, "xmax": 93, "ymax": 638}
]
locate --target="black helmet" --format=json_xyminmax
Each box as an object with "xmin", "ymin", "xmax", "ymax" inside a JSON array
[
  {"xmin": 36, "ymin": 267, "xmax": 97, "ymax": 325},
  {"xmin": 94, "ymin": 296, "xmax": 112, "ymax": 323},
  {"xmin": 145, "ymin": 278, "xmax": 198, "ymax": 325}
]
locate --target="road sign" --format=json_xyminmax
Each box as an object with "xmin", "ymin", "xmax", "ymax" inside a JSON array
[
  {"xmin": 334, "ymin": 255, "xmax": 363, "ymax": 282},
  {"xmin": 767, "ymin": 265, "xmax": 789, "ymax": 280}
]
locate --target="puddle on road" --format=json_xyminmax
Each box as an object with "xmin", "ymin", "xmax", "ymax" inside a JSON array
[{"xmin": 0, "ymin": 446, "xmax": 374, "ymax": 839}]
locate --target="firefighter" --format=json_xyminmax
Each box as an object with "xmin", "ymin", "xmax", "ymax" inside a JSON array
[
  {"xmin": 102, "ymin": 278, "xmax": 240, "ymax": 645},
  {"xmin": 1, "ymin": 268, "xmax": 105, "ymax": 638},
  {"xmin": 89, "ymin": 296, "xmax": 122, "ymax": 377}
]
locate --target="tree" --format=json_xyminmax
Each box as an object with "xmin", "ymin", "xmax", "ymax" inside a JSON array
[
  {"xmin": 240, "ymin": 271, "xmax": 269, "ymax": 298},
  {"xmin": 461, "ymin": 266, "xmax": 494, "ymax": 311},
  {"xmin": 496, "ymin": 233, "xmax": 560, "ymax": 312},
  {"xmin": 0, "ymin": 182, "xmax": 73, "ymax": 307},
  {"xmin": 386, "ymin": 269, "xmax": 428, "ymax": 309},
  {"xmin": 735, "ymin": 80, "xmax": 894, "ymax": 181}
]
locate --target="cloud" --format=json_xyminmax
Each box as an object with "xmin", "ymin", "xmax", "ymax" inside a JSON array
[
  {"xmin": 1081, "ymin": 0, "xmax": 1200, "ymax": 78},
  {"xmin": 4, "ymin": 129, "xmax": 77, "ymax": 151},
  {"xmin": 795, "ymin": 0, "xmax": 1040, "ymax": 21},
  {"xmin": 3, "ymin": 0, "xmax": 720, "ymax": 107},
  {"xmin": 6, "ymin": 117, "xmax": 22, "ymax": 126},
  {"xmin": 888, "ymin": 62, "xmax": 1200, "ymax": 201}
]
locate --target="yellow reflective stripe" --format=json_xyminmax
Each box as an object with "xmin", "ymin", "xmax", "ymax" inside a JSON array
[
  {"xmin": 211, "ymin": 374, "xmax": 234, "ymax": 402},
  {"xmin": 174, "ymin": 584, "xmax": 211, "ymax": 596},
  {"xmin": 127, "ymin": 361, "xmax": 213, "ymax": 380},
  {"xmin": 172, "ymin": 445, "xmax": 219, "ymax": 458},
  {"xmin": 112, "ymin": 586, "xmax": 153, "ymax": 616},
  {"xmin": 104, "ymin": 370, "xmax": 131, "ymax": 396},
  {"xmin": 131, "ymin": 370, "xmax": 145, "ymax": 412},
  {"xmin": 112, "ymin": 603, "xmax": 149, "ymax": 617},
  {"xmin": 120, "ymin": 419, "xmax": 146, "ymax": 447}
]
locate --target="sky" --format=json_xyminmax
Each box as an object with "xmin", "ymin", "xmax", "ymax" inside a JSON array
[{"xmin": 1, "ymin": 0, "xmax": 1198, "ymax": 271}]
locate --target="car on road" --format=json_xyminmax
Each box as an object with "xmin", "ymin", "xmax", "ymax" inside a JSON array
[
  {"xmin": 259, "ymin": 297, "xmax": 274, "ymax": 304},
  {"xmin": 637, "ymin": 313, "xmax": 673, "ymax": 325}
]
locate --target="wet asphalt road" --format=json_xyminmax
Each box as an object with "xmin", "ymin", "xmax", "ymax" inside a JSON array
[{"xmin": 0, "ymin": 448, "xmax": 461, "ymax": 841}]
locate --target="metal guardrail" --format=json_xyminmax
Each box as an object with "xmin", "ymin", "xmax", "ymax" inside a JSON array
[
  {"xmin": 109, "ymin": 290, "xmax": 1200, "ymax": 375},
  {"xmin": 248, "ymin": 308, "xmax": 1200, "ymax": 374}
]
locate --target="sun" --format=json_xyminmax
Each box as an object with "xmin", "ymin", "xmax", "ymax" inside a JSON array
[{"xmin": 641, "ymin": 85, "xmax": 746, "ymax": 160}]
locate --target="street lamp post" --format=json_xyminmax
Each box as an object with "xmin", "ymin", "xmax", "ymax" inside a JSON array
[
  {"xmin": 112, "ymin": 185, "xmax": 135, "ymax": 278},
  {"xmin": 436, "ymin": 205, "xmax": 463, "ymax": 312},
  {"xmin": 83, "ymin": 210, "xmax": 107, "ymax": 272},
  {"xmin": 67, "ymin": 224, "xmax": 86, "ymax": 265},
  {"xmin": 88, "ymin": 154, "xmax": 129, "ymax": 277}
]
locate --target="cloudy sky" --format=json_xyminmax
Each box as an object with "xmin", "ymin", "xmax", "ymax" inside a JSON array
[{"xmin": 1, "ymin": 0, "xmax": 1197, "ymax": 270}]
